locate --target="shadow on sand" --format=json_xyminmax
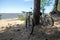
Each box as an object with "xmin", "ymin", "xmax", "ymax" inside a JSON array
[
  {"xmin": 0, "ymin": 14, "xmax": 60, "ymax": 40},
  {"xmin": 0, "ymin": 23, "xmax": 60, "ymax": 40},
  {"xmin": 0, "ymin": 24, "xmax": 25, "ymax": 40}
]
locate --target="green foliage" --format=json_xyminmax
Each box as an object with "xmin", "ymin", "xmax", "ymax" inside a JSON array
[
  {"xmin": 41, "ymin": 0, "xmax": 52, "ymax": 9},
  {"xmin": 18, "ymin": 13, "xmax": 33, "ymax": 21},
  {"xmin": 18, "ymin": 14, "xmax": 26, "ymax": 21},
  {"xmin": 58, "ymin": 0, "xmax": 60, "ymax": 5},
  {"xmin": 30, "ymin": 15, "xmax": 33, "ymax": 22},
  {"xmin": 57, "ymin": 0, "xmax": 60, "ymax": 11}
]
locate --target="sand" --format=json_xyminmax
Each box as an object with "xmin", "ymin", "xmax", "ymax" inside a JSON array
[
  {"xmin": 0, "ymin": 18, "xmax": 60, "ymax": 31},
  {"xmin": 0, "ymin": 16, "xmax": 60, "ymax": 40},
  {"xmin": 0, "ymin": 19, "xmax": 24, "ymax": 27},
  {"xmin": 0, "ymin": 19, "xmax": 25, "ymax": 31}
]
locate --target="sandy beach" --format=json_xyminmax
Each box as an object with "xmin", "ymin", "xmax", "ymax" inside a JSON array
[
  {"xmin": 0, "ymin": 17, "xmax": 60, "ymax": 40},
  {"xmin": 0, "ymin": 19, "xmax": 25, "ymax": 31}
]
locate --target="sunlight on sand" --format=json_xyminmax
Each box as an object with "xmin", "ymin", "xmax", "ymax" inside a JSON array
[
  {"xmin": 54, "ymin": 22, "xmax": 60, "ymax": 27},
  {"xmin": 0, "ymin": 19, "xmax": 25, "ymax": 32}
]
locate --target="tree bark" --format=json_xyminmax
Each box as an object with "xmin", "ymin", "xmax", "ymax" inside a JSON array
[
  {"xmin": 53, "ymin": 0, "xmax": 58, "ymax": 11},
  {"xmin": 51, "ymin": 0, "xmax": 59, "ymax": 14},
  {"xmin": 33, "ymin": 0, "xmax": 40, "ymax": 25}
]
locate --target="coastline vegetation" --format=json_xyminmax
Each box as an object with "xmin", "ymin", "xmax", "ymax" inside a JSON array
[{"xmin": 18, "ymin": 14, "xmax": 26, "ymax": 21}]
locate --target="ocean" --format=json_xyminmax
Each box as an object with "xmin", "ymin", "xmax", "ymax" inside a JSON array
[{"xmin": 0, "ymin": 13, "xmax": 21, "ymax": 19}]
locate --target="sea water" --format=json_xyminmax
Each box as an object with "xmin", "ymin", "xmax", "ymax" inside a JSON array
[{"xmin": 0, "ymin": 13, "xmax": 20, "ymax": 19}]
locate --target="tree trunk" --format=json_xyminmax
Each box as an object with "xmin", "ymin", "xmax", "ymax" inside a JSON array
[
  {"xmin": 33, "ymin": 0, "xmax": 40, "ymax": 25},
  {"xmin": 53, "ymin": 0, "xmax": 58, "ymax": 11},
  {"xmin": 51, "ymin": 0, "xmax": 59, "ymax": 14}
]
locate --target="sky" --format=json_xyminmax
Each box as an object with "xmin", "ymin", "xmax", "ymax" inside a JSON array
[{"xmin": 0, "ymin": 0, "xmax": 55, "ymax": 13}]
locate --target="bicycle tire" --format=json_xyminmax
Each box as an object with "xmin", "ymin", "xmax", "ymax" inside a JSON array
[{"xmin": 45, "ymin": 15, "xmax": 54, "ymax": 27}]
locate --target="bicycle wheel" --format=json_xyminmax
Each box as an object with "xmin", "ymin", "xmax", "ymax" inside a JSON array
[{"xmin": 44, "ymin": 15, "xmax": 54, "ymax": 27}]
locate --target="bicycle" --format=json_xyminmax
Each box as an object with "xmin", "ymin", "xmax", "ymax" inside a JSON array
[
  {"xmin": 39, "ymin": 13, "xmax": 54, "ymax": 27},
  {"xmin": 25, "ymin": 10, "xmax": 54, "ymax": 35}
]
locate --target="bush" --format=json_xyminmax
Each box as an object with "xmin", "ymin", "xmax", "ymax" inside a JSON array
[{"xmin": 18, "ymin": 14, "xmax": 26, "ymax": 21}]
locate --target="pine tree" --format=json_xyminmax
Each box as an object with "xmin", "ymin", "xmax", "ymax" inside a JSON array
[
  {"xmin": 33, "ymin": 0, "xmax": 40, "ymax": 25},
  {"xmin": 53, "ymin": 0, "xmax": 58, "ymax": 11}
]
